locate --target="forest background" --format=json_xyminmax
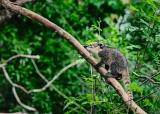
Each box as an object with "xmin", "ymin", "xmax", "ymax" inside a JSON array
[{"xmin": 0, "ymin": 0, "xmax": 160, "ymax": 113}]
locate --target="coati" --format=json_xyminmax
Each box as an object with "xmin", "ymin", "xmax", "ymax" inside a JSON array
[{"xmin": 84, "ymin": 42, "xmax": 133, "ymax": 104}]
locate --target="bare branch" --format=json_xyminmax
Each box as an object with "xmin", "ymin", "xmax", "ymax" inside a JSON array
[
  {"xmin": 1, "ymin": 55, "xmax": 38, "ymax": 111},
  {"xmin": 31, "ymin": 59, "xmax": 89, "ymax": 113},
  {"xmin": 140, "ymin": 72, "xmax": 160, "ymax": 86},
  {"xmin": 133, "ymin": 72, "xmax": 160, "ymax": 85},
  {"xmin": 1, "ymin": 55, "xmax": 79, "ymax": 94},
  {"xmin": 12, "ymin": 87, "xmax": 36, "ymax": 111},
  {"xmin": 2, "ymin": 66, "xmax": 30, "ymax": 93},
  {"xmin": 27, "ymin": 60, "xmax": 80, "ymax": 93},
  {"xmin": 1, "ymin": 58, "xmax": 85, "ymax": 112},
  {"xmin": 0, "ymin": 54, "xmax": 40, "ymax": 68}
]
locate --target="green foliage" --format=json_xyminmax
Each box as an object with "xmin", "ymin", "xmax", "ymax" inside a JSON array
[
  {"xmin": 130, "ymin": 82, "xmax": 143, "ymax": 93},
  {"xmin": 0, "ymin": 0, "xmax": 160, "ymax": 113},
  {"xmin": 129, "ymin": 5, "xmax": 139, "ymax": 12},
  {"xmin": 143, "ymin": 99, "xmax": 154, "ymax": 108}
]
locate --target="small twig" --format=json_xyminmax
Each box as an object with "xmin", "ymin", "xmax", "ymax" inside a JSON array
[
  {"xmin": 135, "ymin": 90, "xmax": 158, "ymax": 103},
  {"xmin": 0, "ymin": 54, "xmax": 40, "ymax": 68},
  {"xmin": 109, "ymin": 101, "xmax": 127, "ymax": 114},
  {"xmin": 2, "ymin": 58, "xmax": 88, "ymax": 113},
  {"xmin": 12, "ymin": 87, "xmax": 36, "ymax": 111},
  {"xmin": 90, "ymin": 65, "xmax": 95, "ymax": 114},
  {"xmin": 133, "ymin": 72, "xmax": 160, "ymax": 85},
  {"xmin": 140, "ymin": 71, "xmax": 160, "ymax": 86},
  {"xmin": 134, "ymin": 49, "xmax": 142, "ymax": 71}
]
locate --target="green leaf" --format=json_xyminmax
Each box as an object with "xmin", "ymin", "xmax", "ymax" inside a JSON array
[
  {"xmin": 92, "ymin": 25, "xmax": 102, "ymax": 31},
  {"xmin": 143, "ymin": 63, "xmax": 158, "ymax": 73},
  {"xmin": 126, "ymin": 44, "xmax": 141, "ymax": 50},
  {"xmin": 130, "ymin": 82, "xmax": 143, "ymax": 93},
  {"xmin": 146, "ymin": 0, "xmax": 157, "ymax": 9},
  {"xmin": 63, "ymin": 100, "xmax": 74, "ymax": 111},
  {"xmin": 129, "ymin": 5, "xmax": 139, "ymax": 11},
  {"xmin": 143, "ymin": 99, "xmax": 154, "ymax": 108}
]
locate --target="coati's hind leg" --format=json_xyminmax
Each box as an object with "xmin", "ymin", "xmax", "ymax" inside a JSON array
[
  {"xmin": 105, "ymin": 65, "xmax": 109, "ymax": 70},
  {"xmin": 104, "ymin": 73, "xmax": 121, "ymax": 79},
  {"xmin": 104, "ymin": 62, "xmax": 122, "ymax": 80}
]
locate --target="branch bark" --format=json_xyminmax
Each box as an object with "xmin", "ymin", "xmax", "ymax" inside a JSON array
[{"xmin": 0, "ymin": 0, "xmax": 147, "ymax": 113}]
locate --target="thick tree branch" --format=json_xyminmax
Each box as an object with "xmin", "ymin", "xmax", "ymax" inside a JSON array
[{"xmin": 0, "ymin": 0, "xmax": 147, "ymax": 113}]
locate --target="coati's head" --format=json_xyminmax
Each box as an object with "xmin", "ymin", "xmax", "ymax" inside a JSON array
[{"xmin": 84, "ymin": 42, "xmax": 104, "ymax": 55}]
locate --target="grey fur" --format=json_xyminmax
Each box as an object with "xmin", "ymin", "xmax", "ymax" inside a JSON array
[{"xmin": 84, "ymin": 42, "xmax": 133, "ymax": 104}]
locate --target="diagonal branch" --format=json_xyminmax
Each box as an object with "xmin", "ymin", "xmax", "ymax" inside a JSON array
[
  {"xmin": 0, "ymin": 0, "xmax": 147, "ymax": 113},
  {"xmin": 133, "ymin": 72, "xmax": 160, "ymax": 85},
  {"xmin": 140, "ymin": 71, "xmax": 160, "ymax": 86}
]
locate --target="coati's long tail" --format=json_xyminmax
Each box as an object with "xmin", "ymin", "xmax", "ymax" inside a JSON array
[{"xmin": 122, "ymin": 71, "xmax": 133, "ymax": 105}]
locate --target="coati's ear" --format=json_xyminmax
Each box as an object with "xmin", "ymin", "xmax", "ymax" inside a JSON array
[{"xmin": 98, "ymin": 43, "xmax": 104, "ymax": 49}]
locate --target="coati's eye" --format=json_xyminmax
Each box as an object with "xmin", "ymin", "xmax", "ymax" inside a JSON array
[{"xmin": 98, "ymin": 43, "xmax": 103, "ymax": 48}]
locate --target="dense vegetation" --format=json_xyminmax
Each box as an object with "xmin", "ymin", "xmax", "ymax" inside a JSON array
[{"xmin": 0, "ymin": 0, "xmax": 160, "ymax": 113}]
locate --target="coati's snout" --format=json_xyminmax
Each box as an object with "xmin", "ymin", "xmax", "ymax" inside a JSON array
[
  {"xmin": 84, "ymin": 46, "xmax": 92, "ymax": 52},
  {"xmin": 83, "ymin": 44, "xmax": 95, "ymax": 52}
]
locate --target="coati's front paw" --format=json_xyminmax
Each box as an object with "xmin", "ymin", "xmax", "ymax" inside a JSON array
[{"xmin": 94, "ymin": 64, "xmax": 100, "ymax": 70}]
